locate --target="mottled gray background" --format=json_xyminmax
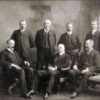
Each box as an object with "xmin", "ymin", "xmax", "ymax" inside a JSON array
[
  {"xmin": 0, "ymin": 0, "xmax": 100, "ymax": 50},
  {"xmin": 0, "ymin": 1, "xmax": 100, "ymax": 100}
]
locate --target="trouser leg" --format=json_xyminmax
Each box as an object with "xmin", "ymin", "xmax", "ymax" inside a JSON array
[
  {"xmin": 17, "ymin": 69, "xmax": 27, "ymax": 95},
  {"xmin": 68, "ymin": 69, "xmax": 81, "ymax": 92},
  {"xmin": 24, "ymin": 68, "xmax": 34, "ymax": 91},
  {"xmin": 76, "ymin": 72, "xmax": 93, "ymax": 94},
  {"xmin": 46, "ymin": 71, "xmax": 58, "ymax": 93},
  {"xmin": 33, "ymin": 70, "xmax": 48, "ymax": 91}
]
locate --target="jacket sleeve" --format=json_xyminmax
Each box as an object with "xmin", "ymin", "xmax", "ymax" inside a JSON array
[
  {"xmin": 89, "ymin": 52, "xmax": 100, "ymax": 72},
  {"xmin": 11, "ymin": 31, "xmax": 16, "ymax": 40},
  {"xmin": 57, "ymin": 34, "xmax": 63, "ymax": 46},
  {"xmin": 0, "ymin": 52, "xmax": 12, "ymax": 69},
  {"xmin": 35, "ymin": 31, "xmax": 40, "ymax": 49},
  {"xmin": 76, "ymin": 35, "xmax": 81, "ymax": 52},
  {"xmin": 29, "ymin": 32, "xmax": 35, "ymax": 48}
]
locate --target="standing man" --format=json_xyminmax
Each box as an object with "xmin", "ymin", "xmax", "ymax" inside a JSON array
[
  {"xmin": 11, "ymin": 19, "xmax": 34, "ymax": 64},
  {"xmin": 35, "ymin": 19, "xmax": 56, "ymax": 70},
  {"xmin": 11, "ymin": 19, "xmax": 35, "ymax": 94},
  {"xmin": 35, "ymin": 19, "xmax": 56, "ymax": 99},
  {"xmin": 85, "ymin": 20, "xmax": 100, "ymax": 52},
  {"xmin": 58, "ymin": 22, "xmax": 81, "ymax": 67},
  {"xmin": 70, "ymin": 39, "xmax": 100, "ymax": 98}
]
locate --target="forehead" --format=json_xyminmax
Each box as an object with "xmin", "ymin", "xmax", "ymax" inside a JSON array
[
  {"xmin": 85, "ymin": 40, "xmax": 91, "ymax": 45},
  {"xmin": 20, "ymin": 21, "xmax": 26, "ymax": 24},
  {"xmin": 44, "ymin": 20, "xmax": 51, "ymax": 24},
  {"xmin": 9, "ymin": 40, "xmax": 15, "ymax": 44},
  {"xmin": 91, "ymin": 21, "xmax": 97, "ymax": 25},
  {"xmin": 67, "ymin": 23, "xmax": 73, "ymax": 27}
]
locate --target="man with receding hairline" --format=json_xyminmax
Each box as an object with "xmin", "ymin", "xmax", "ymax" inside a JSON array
[
  {"xmin": 70, "ymin": 39, "xmax": 100, "ymax": 98},
  {"xmin": 35, "ymin": 19, "xmax": 56, "ymax": 99},
  {"xmin": 0, "ymin": 39, "xmax": 32, "ymax": 98},
  {"xmin": 35, "ymin": 19, "xmax": 56, "ymax": 69}
]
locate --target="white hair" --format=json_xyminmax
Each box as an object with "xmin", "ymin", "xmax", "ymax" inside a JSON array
[{"xmin": 58, "ymin": 44, "xmax": 65, "ymax": 50}]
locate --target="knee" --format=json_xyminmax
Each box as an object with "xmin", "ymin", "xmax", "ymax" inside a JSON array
[
  {"xmin": 29, "ymin": 67, "xmax": 33, "ymax": 71},
  {"xmin": 68, "ymin": 69, "xmax": 76, "ymax": 76},
  {"xmin": 50, "ymin": 71, "xmax": 57, "ymax": 77},
  {"xmin": 20, "ymin": 69, "xmax": 25, "ymax": 75}
]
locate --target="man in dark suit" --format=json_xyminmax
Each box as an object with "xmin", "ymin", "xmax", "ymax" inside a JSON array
[
  {"xmin": 58, "ymin": 22, "xmax": 81, "ymax": 67},
  {"xmin": 54, "ymin": 44, "xmax": 71, "ymax": 93},
  {"xmin": 11, "ymin": 20, "xmax": 35, "ymax": 94},
  {"xmin": 0, "ymin": 39, "xmax": 32, "ymax": 98},
  {"xmin": 34, "ymin": 19, "xmax": 56, "ymax": 99},
  {"xmin": 70, "ymin": 39, "xmax": 100, "ymax": 98},
  {"xmin": 11, "ymin": 19, "xmax": 34, "ymax": 64},
  {"xmin": 35, "ymin": 19, "xmax": 56, "ymax": 70},
  {"xmin": 85, "ymin": 20, "xmax": 100, "ymax": 52}
]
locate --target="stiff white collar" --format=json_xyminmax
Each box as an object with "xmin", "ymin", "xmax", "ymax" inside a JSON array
[
  {"xmin": 86, "ymin": 48, "xmax": 93, "ymax": 54},
  {"xmin": 7, "ymin": 48, "xmax": 14, "ymax": 53},
  {"xmin": 44, "ymin": 28, "xmax": 50, "ymax": 33},
  {"xmin": 92, "ymin": 29, "xmax": 97, "ymax": 35},
  {"xmin": 67, "ymin": 31, "xmax": 72, "ymax": 35},
  {"xmin": 59, "ymin": 51, "xmax": 65, "ymax": 56}
]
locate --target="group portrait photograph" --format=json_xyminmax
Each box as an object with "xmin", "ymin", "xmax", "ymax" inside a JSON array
[{"xmin": 0, "ymin": 0, "xmax": 100, "ymax": 100}]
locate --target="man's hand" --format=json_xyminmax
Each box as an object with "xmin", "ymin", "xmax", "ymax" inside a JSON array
[
  {"xmin": 73, "ymin": 65, "xmax": 78, "ymax": 70},
  {"xmin": 48, "ymin": 66, "xmax": 57, "ymax": 71},
  {"xmin": 81, "ymin": 68, "xmax": 89, "ymax": 73},
  {"xmin": 11, "ymin": 63, "xmax": 21, "ymax": 70},
  {"xmin": 24, "ymin": 61, "xmax": 30, "ymax": 66},
  {"xmin": 61, "ymin": 67, "xmax": 70, "ymax": 71}
]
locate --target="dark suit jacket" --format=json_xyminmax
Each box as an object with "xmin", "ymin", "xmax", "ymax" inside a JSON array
[
  {"xmin": 11, "ymin": 29, "xmax": 34, "ymax": 61},
  {"xmin": 0, "ymin": 49, "xmax": 23, "ymax": 71},
  {"xmin": 54, "ymin": 53, "xmax": 71, "ymax": 71},
  {"xmin": 58, "ymin": 32, "xmax": 81, "ymax": 53},
  {"xmin": 85, "ymin": 31, "xmax": 100, "ymax": 52},
  {"xmin": 78, "ymin": 49, "xmax": 100, "ymax": 72},
  {"xmin": 35, "ymin": 28, "xmax": 56, "ymax": 53}
]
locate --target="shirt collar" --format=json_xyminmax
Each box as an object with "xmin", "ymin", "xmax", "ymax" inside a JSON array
[
  {"xmin": 7, "ymin": 48, "xmax": 14, "ymax": 53},
  {"xmin": 86, "ymin": 48, "xmax": 93, "ymax": 54},
  {"xmin": 59, "ymin": 51, "xmax": 65, "ymax": 56},
  {"xmin": 67, "ymin": 31, "xmax": 72, "ymax": 35},
  {"xmin": 20, "ymin": 29, "xmax": 25, "ymax": 33},
  {"xmin": 92, "ymin": 29, "xmax": 97, "ymax": 35},
  {"xmin": 44, "ymin": 28, "xmax": 50, "ymax": 33}
]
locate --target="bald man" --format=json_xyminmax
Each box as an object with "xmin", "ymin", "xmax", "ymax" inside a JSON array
[
  {"xmin": 85, "ymin": 20, "xmax": 100, "ymax": 52},
  {"xmin": 0, "ymin": 39, "xmax": 32, "ymax": 98},
  {"xmin": 33, "ymin": 44, "xmax": 71, "ymax": 99},
  {"xmin": 35, "ymin": 19, "xmax": 56, "ymax": 70},
  {"xmin": 70, "ymin": 39, "xmax": 100, "ymax": 98}
]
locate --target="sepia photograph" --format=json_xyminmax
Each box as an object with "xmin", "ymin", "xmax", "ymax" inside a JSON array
[{"xmin": 0, "ymin": 0, "xmax": 100, "ymax": 100}]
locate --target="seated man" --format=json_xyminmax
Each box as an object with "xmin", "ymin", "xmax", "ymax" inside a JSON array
[
  {"xmin": 0, "ymin": 39, "xmax": 33, "ymax": 98},
  {"xmin": 69, "ymin": 39, "xmax": 100, "ymax": 98},
  {"xmin": 33, "ymin": 44, "xmax": 71, "ymax": 99},
  {"xmin": 54, "ymin": 44, "xmax": 71, "ymax": 89}
]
